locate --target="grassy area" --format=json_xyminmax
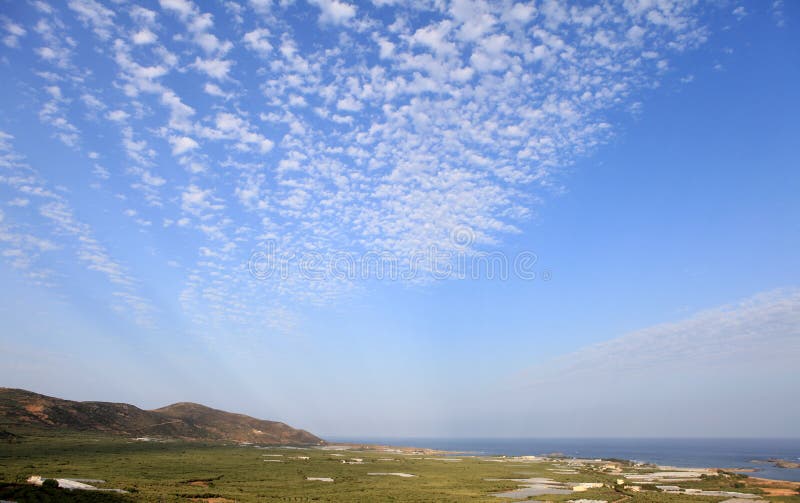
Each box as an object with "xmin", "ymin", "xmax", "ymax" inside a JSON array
[{"xmin": 1, "ymin": 430, "xmax": 799, "ymax": 502}]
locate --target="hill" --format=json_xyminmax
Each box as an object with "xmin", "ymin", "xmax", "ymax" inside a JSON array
[{"xmin": 0, "ymin": 387, "xmax": 323, "ymax": 445}]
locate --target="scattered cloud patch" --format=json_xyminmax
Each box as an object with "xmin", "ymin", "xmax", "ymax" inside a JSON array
[
  {"xmin": 170, "ymin": 135, "xmax": 199, "ymax": 155},
  {"xmin": 308, "ymin": 0, "xmax": 356, "ymax": 25},
  {"xmin": 0, "ymin": 0, "xmax": 764, "ymax": 337}
]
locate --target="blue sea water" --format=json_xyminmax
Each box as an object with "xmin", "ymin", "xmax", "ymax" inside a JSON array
[{"xmin": 327, "ymin": 437, "xmax": 800, "ymax": 482}]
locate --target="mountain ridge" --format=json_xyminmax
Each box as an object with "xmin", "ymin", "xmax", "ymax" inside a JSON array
[{"xmin": 0, "ymin": 387, "xmax": 324, "ymax": 445}]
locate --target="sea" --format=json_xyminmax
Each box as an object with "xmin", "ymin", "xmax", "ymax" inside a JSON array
[{"xmin": 327, "ymin": 437, "xmax": 800, "ymax": 482}]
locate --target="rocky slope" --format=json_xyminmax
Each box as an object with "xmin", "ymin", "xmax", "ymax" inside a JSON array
[{"xmin": 0, "ymin": 387, "xmax": 323, "ymax": 445}]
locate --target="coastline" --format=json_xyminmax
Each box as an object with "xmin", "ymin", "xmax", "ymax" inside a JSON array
[
  {"xmin": 325, "ymin": 440, "xmax": 800, "ymax": 489},
  {"xmin": 326, "ymin": 437, "xmax": 800, "ymax": 482}
]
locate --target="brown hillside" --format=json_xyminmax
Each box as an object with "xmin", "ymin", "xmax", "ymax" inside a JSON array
[
  {"xmin": 0, "ymin": 388, "xmax": 324, "ymax": 445},
  {"xmin": 154, "ymin": 402, "xmax": 322, "ymax": 444}
]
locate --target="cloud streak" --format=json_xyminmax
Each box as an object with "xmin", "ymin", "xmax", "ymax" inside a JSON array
[
  {"xmin": 0, "ymin": 132, "xmax": 156, "ymax": 327},
  {"xmin": 517, "ymin": 289, "xmax": 800, "ymax": 385}
]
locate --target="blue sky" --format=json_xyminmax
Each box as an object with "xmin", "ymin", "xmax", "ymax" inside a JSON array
[{"xmin": 0, "ymin": 0, "xmax": 798, "ymax": 438}]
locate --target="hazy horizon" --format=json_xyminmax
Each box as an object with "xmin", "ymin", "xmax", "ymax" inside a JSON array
[{"xmin": 1, "ymin": 0, "xmax": 798, "ymax": 440}]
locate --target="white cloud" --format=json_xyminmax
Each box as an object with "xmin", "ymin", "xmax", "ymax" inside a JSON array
[
  {"xmin": 772, "ymin": 0, "xmax": 786, "ymax": 28},
  {"xmin": 203, "ymin": 82, "xmax": 231, "ymax": 100},
  {"xmin": 68, "ymin": 0, "xmax": 116, "ymax": 40},
  {"xmin": 627, "ymin": 25, "xmax": 645, "ymax": 43},
  {"xmin": 130, "ymin": 6, "xmax": 157, "ymax": 26},
  {"xmin": 159, "ymin": 0, "xmax": 194, "ymax": 18},
  {"xmin": 7, "ymin": 198, "xmax": 30, "ymax": 207},
  {"xmin": 449, "ymin": 66, "xmax": 474, "ymax": 82},
  {"xmin": 503, "ymin": 3, "xmax": 535, "ymax": 24},
  {"xmin": 248, "ymin": 0, "xmax": 271, "ymax": 13},
  {"xmin": 412, "ymin": 21, "xmax": 456, "ymax": 55},
  {"xmin": 106, "ymin": 109, "xmax": 130, "ymax": 122},
  {"xmin": 2, "ymin": 18, "xmax": 27, "ymax": 48},
  {"xmin": 193, "ymin": 57, "xmax": 233, "ymax": 80},
  {"xmin": 132, "ymin": 28, "xmax": 157, "ymax": 44},
  {"xmin": 181, "ymin": 184, "xmax": 224, "ymax": 215},
  {"xmin": 160, "ymin": 90, "xmax": 195, "ymax": 132},
  {"xmin": 93, "ymin": 164, "xmax": 111, "ymax": 180},
  {"xmin": 38, "ymin": 86, "xmax": 80, "ymax": 148},
  {"xmin": 376, "ymin": 38, "xmax": 394, "ymax": 59},
  {"xmin": 308, "ymin": 0, "xmax": 356, "ymax": 25},
  {"xmin": 160, "ymin": 0, "xmax": 232, "ymax": 54},
  {"xmin": 170, "ymin": 135, "xmax": 200, "ymax": 155},
  {"xmin": 81, "ymin": 93, "xmax": 105, "ymax": 112},
  {"xmin": 197, "ymin": 112, "xmax": 274, "ymax": 152},
  {"xmin": 336, "ymin": 95, "xmax": 362, "ymax": 112},
  {"xmin": 243, "ymin": 28, "xmax": 272, "ymax": 55},
  {"xmin": 137, "ymin": 168, "xmax": 166, "ymax": 187}
]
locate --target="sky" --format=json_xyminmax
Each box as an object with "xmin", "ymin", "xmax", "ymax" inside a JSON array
[{"xmin": 0, "ymin": 0, "xmax": 798, "ymax": 438}]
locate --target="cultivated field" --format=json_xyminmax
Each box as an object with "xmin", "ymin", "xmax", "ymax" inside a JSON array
[{"xmin": 1, "ymin": 430, "xmax": 799, "ymax": 502}]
